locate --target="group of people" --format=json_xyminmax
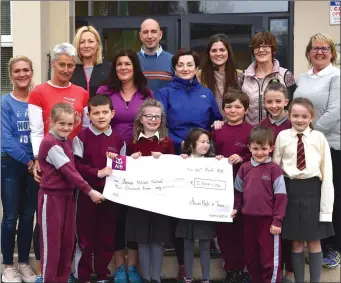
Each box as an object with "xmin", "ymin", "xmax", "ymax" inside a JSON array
[{"xmin": 1, "ymin": 17, "xmax": 340, "ymax": 283}]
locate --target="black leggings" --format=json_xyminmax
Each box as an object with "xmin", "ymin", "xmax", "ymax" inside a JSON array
[
  {"xmin": 33, "ymin": 219, "xmax": 40, "ymax": 260},
  {"xmin": 172, "ymin": 218, "xmax": 184, "ymax": 266},
  {"xmin": 321, "ymin": 148, "xmax": 340, "ymax": 251},
  {"xmin": 115, "ymin": 205, "xmax": 138, "ymax": 251}
]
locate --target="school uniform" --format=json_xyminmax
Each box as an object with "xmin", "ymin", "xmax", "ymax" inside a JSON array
[
  {"xmin": 273, "ymin": 127, "xmax": 335, "ymax": 241},
  {"xmin": 260, "ymin": 114, "xmax": 293, "ymax": 272},
  {"xmin": 175, "ymin": 155, "xmax": 216, "ymax": 240},
  {"xmin": 211, "ymin": 121, "xmax": 252, "ymax": 271},
  {"xmin": 38, "ymin": 131, "xmax": 92, "ymax": 283},
  {"xmin": 234, "ymin": 158, "xmax": 287, "ymax": 283},
  {"xmin": 72, "ymin": 124, "xmax": 126, "ymax": 281},
  {"xmin": 125, "ymin": 133, "xmax": 175, "ymax": 244}
]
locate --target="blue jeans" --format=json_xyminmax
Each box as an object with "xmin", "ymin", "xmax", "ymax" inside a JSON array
[{"xmin": 1, "ymin": 155, "xmax": 38, "ymax": 264}]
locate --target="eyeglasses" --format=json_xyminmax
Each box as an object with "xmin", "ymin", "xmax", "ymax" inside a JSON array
[
  {"xmin": 310, "ymin": 46, "xmax": 331, "ymax": 53},
  {"xmin": 254, "ymin": 45, "xmax": 271, "ymax": 52},
  {"xmin": 143, "ymin": 114, "xmax": 162, "ymax": 121}
]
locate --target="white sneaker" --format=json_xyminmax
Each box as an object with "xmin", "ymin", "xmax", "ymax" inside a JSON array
[
  {"xmin": 2, "ymin": 266, "xmax": 21, "ymax": 282},
  {"xmin": 17, "ymin": 263, "xmax": 37, "ymax": 283}
]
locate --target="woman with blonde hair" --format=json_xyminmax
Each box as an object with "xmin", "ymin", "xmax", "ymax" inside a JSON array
[
  {"xmin": 294, "ymin": 33, "xmax": 340, "ymax": 269},
  {"xmin": 1, "ymin": 56, "xmax": 38, "ymax": 283},
  {"xmin": 71, "ymin": 25, "xmax": 111, "ymax": 97}
]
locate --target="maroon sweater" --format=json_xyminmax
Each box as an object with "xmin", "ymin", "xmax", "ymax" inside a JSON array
[
  {"xmin": 212, "ymin": 122, "xmax": 253, "ymax": 178},
  {"xmin": 128, "ymin": 136, "xmax": 175, "ymax": 156},
  {"xmin": 73, "ymin": 125, "xmax": 126, "ymax": 191},
  {"xmin": 234, "ymin": 158, "xmax": 287, "ymax": 227},
  {"xmin": 260, "ymin": 115, "xmax": 291, "ymax": 142},
  {"xmin": 38, "ymin": 131, "xmax": 92, "ymax": 196}
]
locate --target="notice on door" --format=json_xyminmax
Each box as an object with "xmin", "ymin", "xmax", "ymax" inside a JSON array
[{"xmin": 330, "ymin": 1, "xmax": 340, "ymax": 25}]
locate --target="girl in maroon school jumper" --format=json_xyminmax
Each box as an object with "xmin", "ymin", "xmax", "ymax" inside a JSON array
[
  {"xmin": 125, "ymin": 98, "xmax": 175, "ymax": 283},
  {"xmin": 260, "ymin": 81, "xmax": 294, "ymax": 282},
  {"xmin": 233, "ymin": 126, "xmax": 288, "ymax": 283},
  {"xmin": 211, "ymin": 88, "xmax": 252, "ymax": 283},
  {"xmin": 37, "ymin": 103, "xmax": 104, "ymax": 283},
  {"xmin": 73, "ymin": 95, "xmax": 126, "ymax": 283},
  {"xmin": 273, "ymin": 98, "xmax": 334, "ymax": 283}
]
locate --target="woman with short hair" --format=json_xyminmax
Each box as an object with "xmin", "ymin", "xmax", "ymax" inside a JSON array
[{"xmin": 237, "ymin": 31, "xmax": 296, "ymax": 125}]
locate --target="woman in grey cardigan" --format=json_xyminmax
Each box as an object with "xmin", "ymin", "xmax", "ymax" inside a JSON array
[{"xmin": 294, "ymin": 33, "xmax": 340, "ymax": 268}]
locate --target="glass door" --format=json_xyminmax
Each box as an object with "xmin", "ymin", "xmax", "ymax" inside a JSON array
[
  {"xmin": 180, "ymin": 15, "xmax": 263, "ymax": 70},
  {"xmin": 75, "ymin": 16, "xmax": 178, "ymax": 61}
]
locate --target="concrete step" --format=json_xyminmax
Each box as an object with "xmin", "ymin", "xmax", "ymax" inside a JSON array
[{"xmin": 3, "ymin": 253, "xmax": 340, "ymax": 282}]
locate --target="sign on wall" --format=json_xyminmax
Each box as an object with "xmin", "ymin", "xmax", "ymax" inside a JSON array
[{"xmin": 330, "ymin": 1, "xmax": 340, "ymax": 25}]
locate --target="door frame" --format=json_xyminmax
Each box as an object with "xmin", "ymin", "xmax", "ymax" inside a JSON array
[
  {"xmin": 180, "ymin": 14, "xmax": 263, "ymax": 49},
  {"xmin": 75, "ymin": 16, "xmax": 179, "ymax": 53}
]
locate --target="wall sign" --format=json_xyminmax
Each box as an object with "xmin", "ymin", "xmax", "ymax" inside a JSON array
[{"xmin": 330, "ymin": 1, "xmax": 340, "ymax": 25}]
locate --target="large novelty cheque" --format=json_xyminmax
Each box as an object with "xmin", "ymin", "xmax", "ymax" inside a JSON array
[{"xmin": 103, "ymin": 155, "xmax": 234, "ymax": 222}]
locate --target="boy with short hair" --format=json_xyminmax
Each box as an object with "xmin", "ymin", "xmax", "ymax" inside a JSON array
[
  {"xmin": 233, "ymin": 126, "xmax": 288, "ymax": 283},
  {"xmin": 37, "ymin": 103, "xmax": 104, "ymax": 283},
  {"xmin": 73, "ymin": 95, "xmax": 126, "ymax": 283},
  {"xmin": 211, "ymin": 88, "xmax": 253, "ymax": 283}
]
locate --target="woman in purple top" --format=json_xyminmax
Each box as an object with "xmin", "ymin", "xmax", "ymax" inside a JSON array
[{"xmin": 97, "ymin": 49, "xmax": 153, "ymax": 283}]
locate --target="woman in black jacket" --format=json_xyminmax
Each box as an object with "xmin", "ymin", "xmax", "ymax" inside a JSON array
[{"xmin": 71, "ymin": 25, "xmax": 111, "ymax": 97}]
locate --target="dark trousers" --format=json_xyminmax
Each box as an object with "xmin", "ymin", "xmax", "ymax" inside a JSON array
[
  {"xmin": 321, "ymin": 149, "xmax": 340, "ymax": 251},
  {"xmin": 75, "ymin": 190, "xmax": 118, "ymax": 281},
  {"xmin": 281, "ymin": 239, "xmax": 293, "ymax": 273},
  {"xmin": 1, "ymin": 157, "xmax": 38, "ymax": 264},
  {"xmin": 114, "ymin": 204, "xmax": 138, "ymax": 251},
  {"xmin": 38, "ymin": 192, "xmax": 75, "ymax": 283},
  {"xmin": 244, "ymin": 216, "xmax": 282, "ymax": 283},
  {"xmin": 216, "ymin": 214, "xmax": 245, "ymax": 271},
  {"xmin": 172, "ymin": 218, "xmax": 185, "ymax": 266}
]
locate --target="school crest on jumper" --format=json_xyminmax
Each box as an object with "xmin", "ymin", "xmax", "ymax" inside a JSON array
[{"xmin": 112, "ymin": 156, "xmax": 126, "ymax": 171}]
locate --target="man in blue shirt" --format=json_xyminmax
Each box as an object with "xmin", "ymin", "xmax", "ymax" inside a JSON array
[{"xmin": 137, "ymin": 18, "xmax": 173, "ymax": 94}]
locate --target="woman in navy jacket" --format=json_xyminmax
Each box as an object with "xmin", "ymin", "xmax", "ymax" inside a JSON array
[{"xmin": 156, "ymin": 49, "xmax": 222, "ymax": 154}]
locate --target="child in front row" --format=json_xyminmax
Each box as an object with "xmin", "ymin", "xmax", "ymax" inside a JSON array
[
  {"xmin": 211, "ymin": 88, "xmax": 253, "ymax": 283},
  {"xmin": 260, "ymin": 81, "xmax": 294, "ymax": 282},
  {"xmin": 233, "ymin": 126, "xmax": 288, "ymax": 283},
  {"xmin": 177, "ymin": 128, "xmax": 218, "ymax": 283},
  {"xmin": 73, "ymin": 95, "xmax": 126, "ymax": 283},
  {"xmin": 125, "ymin": 98, "xmax": 175, "ymax": 283},
  {"xmin": 273, "ymin": 98, "xmax": 334, "ymax": 283},
  {"xmin": 37, "ymin": 103, "xmax": 104, "ymax": 283}
]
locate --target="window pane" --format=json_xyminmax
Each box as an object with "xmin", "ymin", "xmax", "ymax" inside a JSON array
[
  {"xmin": 103, "ymin": 28, "xmax": 168, "ymax": 61},
  {"xmin": 196, "ymin": 1, "xmax": 288, "ymax": 14},
  {"xmin": 75, "ymin": 1, "xmax": 89, "ymax": 17},
  {"xmin": 1, "ymin": 47, "xmax": 13, "ymax": 94},
  {"xmin": 190, "ymin": 24, "xmax": 252, "ymax": 70},
  {"xmin": 270, "ymin": 19, "xmax": 289, "ymax": 69},
  {"xmin": 1, "ymin": 1, "xmax": 11, "ymax": 35}
]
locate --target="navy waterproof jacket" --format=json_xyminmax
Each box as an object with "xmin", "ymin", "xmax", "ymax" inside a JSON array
[{"xmin": 156, "ymin": 75, "xmax": 222, "ymax": 152}]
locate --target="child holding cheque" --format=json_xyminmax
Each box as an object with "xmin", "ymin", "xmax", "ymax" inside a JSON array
[
  {"xmin": 233, "ymin": 126, "xmax": 287, "ymax": 283},
  {"xmin": 37, "ymin": 103, "xmax": 104, "ymax": 283},
  {"xmin": 211, "ymin": 89, "xmax": 253, "ymax": 283},
  {"xmin": 177, "ymin": 128, "xmax": 221, "ymax": 283},
  {"xmin": 125, "ymin": 98, "xmax": 175, "ymax": 283},
  {"xmin": 72, "ymin": 95, "xmax": 126, "ymax": 283}
]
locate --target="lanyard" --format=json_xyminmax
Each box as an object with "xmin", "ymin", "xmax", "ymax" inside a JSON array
[{"xmin": 83, "ymin": 66, "xmax": 91, "ymax": 94}]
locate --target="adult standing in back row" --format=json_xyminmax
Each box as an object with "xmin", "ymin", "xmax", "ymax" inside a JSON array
[
  {"xmin": 137, "ymin": 18, "xmax": 173, "ymax": 94},
  {"xmin": 71, "ymin": 26, "xmax": 111, "ymax": 98}
]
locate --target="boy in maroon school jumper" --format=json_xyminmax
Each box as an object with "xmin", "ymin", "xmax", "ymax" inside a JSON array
[
  {"xmin": 211, "ymin": 89, "xmax": 253, "ymax": 283},
  {"xmin": 232, "ymin": 126, "xmax": 288, "ymax": 283},
  {"xmin": 260, "ymin": 82, "xmax": 294, "ymax": 282},
  {"xmin": 37, "ymin": 103, "xmax": 104, "ymax": 283},
  {"xmin": 73, "ymin": 95, "xmax": 126, "ymax": 283}
]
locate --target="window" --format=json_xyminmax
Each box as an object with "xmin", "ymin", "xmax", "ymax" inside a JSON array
[
  {"xmin": 270, "ymin": 19, "xmax": 289, "ymax": 69},
  {"xmin": 1, "ymin": 1, "xmax": 13, "ymax": 94}
]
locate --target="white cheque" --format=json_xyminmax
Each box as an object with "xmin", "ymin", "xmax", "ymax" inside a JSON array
[{"xmin": 103, "ymin": 155, "xmax": 234, "ymax": 222}]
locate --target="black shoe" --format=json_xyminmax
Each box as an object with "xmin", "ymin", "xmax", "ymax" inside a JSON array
[
  {"xmin": 237, "ymin": 272, "xmax": 250, "ymax": 283},
  {"xmin": 223, "ymin": 271, "xmax": 239, "ymax": 283}
]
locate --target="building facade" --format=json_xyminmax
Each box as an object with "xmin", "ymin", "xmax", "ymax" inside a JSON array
[{"xmin": 1, "ymin": 1, "xmax": 340, "ymax": 93}]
